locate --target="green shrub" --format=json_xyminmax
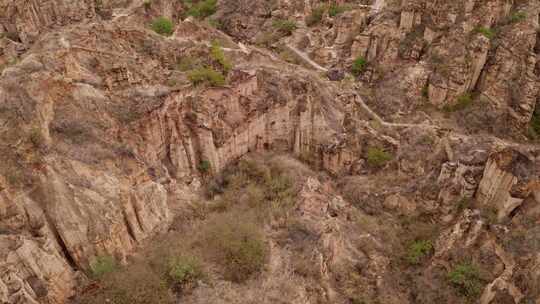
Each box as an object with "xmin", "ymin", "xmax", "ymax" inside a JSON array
[
  {"xmin": 366, "ymin": 147, "xmax": 392, "ymax": 167},
  {"xmin": 328, "ymin": 4, "xmax": 352, "ymax": 17},
  {"xmin": 448, "ymin": 262, "xmax": 483, "ymax": 299},
  {"xmin": 210, "ymin": 41, "xmax": 232, "ymax": 73},
  {"xmin": 198, "ymin": 159, "xmax": 212, "ymax": 173},
  {"xmin": 188, "ymin": 67, "xmax": 225, "ymax": 86},
  {"xmin": 168, "ymin": 255, "xmax": 204, "ymax": 285},
  {"xmin": 443, "ymin": 93, "xmax": 473, "ymax": 112},
  {"xmin": 185, "ymin": 0, "xmax": 217, "ymax": 19},
  {"xmin": 406, "ymin": 240, "xmax": 433, "ymax": 265},
  {"xmin": 272, "ymin": 19, "xmax": 297, "ymax": 35},
  {"xmin": 306, "ymin": 6, "xmax": 326, "ymax": 26},
  {"xmin": 143, "ymin": 0, "xmax": 151, "ymax": 9},
  {"xmin": 151, "ymin": 17, "xmax": 174, "ymax": 36},
  {"xmin": 90, "ymin": 256, "xmax": 117, "ymax": 278},
  {"xmin": 203, "ymin": 214, "xmax": 267, "ymax": 282},
  {"xmin": 351, "ymin": 56, "xmax": 367, "ymax": 76},
  {"xmin": 473, "ymin": 26, "xmax": 496, "ymax": 39}
]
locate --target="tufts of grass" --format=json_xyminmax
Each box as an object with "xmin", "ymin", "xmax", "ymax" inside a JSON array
[
  {"xmin": 448, "ymin": 262, "xmax": 484, "ymax": 299},
  {"xmin": 272, "ymin": 19, "xmax": 297, "ymax": 35},
  {"xmin": 184, "ymin": 0, "xmax": 217, "ymax": 19},
  {"xmin": 366, "ymin": 147, "xmax": 392, "ymax": 167},
  {"xmin": 187, "ymin": 67, "xmax": 226, "ymax": 86},
  {"xmin": 151, "ymin": 17, "xmax": 174, "ymax": 36},
  {"xmin": 473, "ymin": 26, "xmax": 496, "ymax": 39},
  {"xmin": 351, "ymin": 56, "xmax": 367, "ymax": 76},
  {"xmin": 406, "ymin": 240, "xmax": 433, "ymax": 265}
]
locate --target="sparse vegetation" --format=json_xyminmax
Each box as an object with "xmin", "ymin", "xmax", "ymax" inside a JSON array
[
  {"xmin": 306, "ymin": 6, "xmax": 326, "ymax": 27},
  {"xmin": 90, "ymin": 255, "xmax": 117, "ymax": 278},
  {"xmin": 151, "ymin": 17, "xmax": 174, "ymax": 36},
  {"xmin": 443, "ymin": 93, "xmax": 473, "ymax": 112},
  {"xmin": 448, "ymin": 262, "xmax": 484, "ymax": 299},
  {"xmin": 210, "ymin": 41, "xmax": 232, "ymax": 73},
  {"xmin": 202, "ymin": 213, "xmax": 267, "ymax": 283},
  {"xmin": 168, "ymin": 255, "xmax": 204, "ymax": 286},
  {"xmin": 143, "ymin": 0, "xmax": 151, "ymax": 9},
  {"xmin": 188, "ymin": 67, "xmax": 225, "ymax": 86},
  {"xmin": 406, "ymin": 240, "xmax": 433, "ymax": 265},
  {"xmin": 366, "ymin": 147, "xmax": 392, "ymax": 167},
  {"xmin": 79, "ymin": 262, "xmax": 173, "ymax": 304},
  {"xmin": 328, "ymin": 4, "xmax": 352, "ymax": 17},
  {"xmin": 351, "ymin": 56, "xmax": 367, "ymax": 76},
  {"xmin": 184, "ymin": 0, "xmax": 218, "ymax": 19},
  {"xmin": 273, "ymin": 19, "xmax": 297, "ymax": 35},
  {"xmin": 473, "ymin": 26, "xmax": 496, "ymax": 39}
]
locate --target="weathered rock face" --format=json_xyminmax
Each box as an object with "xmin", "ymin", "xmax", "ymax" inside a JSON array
[
  {"xmin": 220, "ymin": 0, "xmax": 539, "ymax": 138},
  {"xmin": 0, "ymin": 0, "xmax": 539, "ymax": 303},
  {"xmin": 0, "ymin": 6, "xmax": 356, "ymax": 302},
  {"xmin": 476, "ymin": 148, "xmax": 539, "ymax": 220}
]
